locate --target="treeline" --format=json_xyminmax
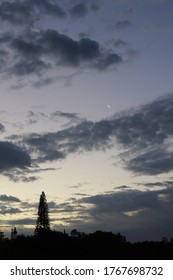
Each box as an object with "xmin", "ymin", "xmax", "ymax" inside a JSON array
[
  {"xmin": 1, "ymin": 193, "xmax": 172, "ymax": 259},
  {"xmin": 0, "ymin": 230, "xmax": 173, "ymax": 259}
]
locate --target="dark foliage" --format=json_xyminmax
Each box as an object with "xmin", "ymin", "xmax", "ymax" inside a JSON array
[
  {"xmin": 34, "ymin": 191, "xmax": 51, "ymax": 236},
  {"xmin": 0, "ymin": 230, "xmax": 173, "ymax": 260}
]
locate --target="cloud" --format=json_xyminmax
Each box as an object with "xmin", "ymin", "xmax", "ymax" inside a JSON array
[
  {"xmin": 2, "ymin": 93, "xmax": 172, "ymax": 179},
  {"xmin": 32, "ymin": 0, "xmax": 66, "ymax": 18},
  {"xmin": 4, "ymin": 218, "xmax": 36, "ymax": 225},
  {"xmin": 2, "ymin": 93, "xmax": 172, "ymax": 177},
  {"xmin": 0, "ymin": 195, "xmax": 21, "ymax": 202},
  {"xmin": 44, "ymin": 186, "xmax": 173, "ymax": 240},
  {"xmin": 80, "ymin": 189, "xmax": 162, "ymax": 213},
  {"xmin": 50, "ymin": 110, "xmax": 85, "ymax": 126},
  {"xmin": 109, "ymin": 20, "xmax": 132, "ymax": 31},
  {"xmin": 114, "ymin": 185, "xmax": 130, "ymax": 190},
  {"xmin": 90, "ymin": 4, "xmax": 99, "ymax": 12},
  {"xmin": 0, "ymin": 141, "xmax": 31, "ymax": 171},
  {"xmin": 1, "ymin": 28, "xmax": 123, "ymax": 80},
  {"xmin": 143, "ymin": 181, "xmax": 173, "ymax": 188},
  {"xmin": 26, "ymin": 110, "xmax": 48, "ymax": 125},
  {"xmin": 32, "ymin": 71, "xmax": 81, "ymax": 88},
  {"xmin": 51, "ymin": 111, "xmax": 79, "ymax": 120},
  {"xmin": 38, "ymin": 30, "xmax": 101, "ymax": 66},
  {"xmin": 9, "ymin": 59, "xmax": 49, "ymax": 76},
  {"xmin": 115, "ymin": 20, "xmax": 132, "ymax": 29},
  {"xmin": 0, "ymin": 0, "xmax": 34, "ymax": 25},
  {"xmin": 69, "ymin": 3, "xmax": 88, "ymax": 18},
  {"xmin": 0, "ymin": 206, "xmax": 22, "ymax": 215},
  {"xmin": 124, "ymin": 148, "xmax": 173, "ymax": 175},
  {"xmin": 21, "ymin": 93, "xmax": 173, "ymax": 176},
  {"xmin": 0, "ymin": 123, "xmax": 5, "ymax": 132},
  {"xmin": 0, "ymin": 0, "xmax": 66, "ymax": 25},
  {"xmin": 115, "ymin": 94, "xmax": 173, "ymax": 174},
  {"xmin": 11, "ymin": 37, "xmax": 42, "ymax": 58},
  {"xmin": 0, "ymin": 32, "xmax": 12, "ymax": 43},
  {"xmin": 75, "ymin": 187, "xmax": 173, "ymax": 240},
  {"xmin": 2, "ymin": 172, "xmax": 38, "ymax": 183},
  {"xmin": 24, "ymin": 120, "xmax": 111, "ymax": 163},
  {"xmin": 112, "ymin": 39, "xmax": 129, "ymax": 48}
]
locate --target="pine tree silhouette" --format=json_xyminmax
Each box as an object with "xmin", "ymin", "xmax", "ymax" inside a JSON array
[{"xmin": 35, "ymin": 191, "xmax": 51, "ymax": 235}]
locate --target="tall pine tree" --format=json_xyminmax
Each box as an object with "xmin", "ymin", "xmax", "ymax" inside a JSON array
[{"xmin": 35, "ymin": 191, "xmax": 51, "ymax": 235}]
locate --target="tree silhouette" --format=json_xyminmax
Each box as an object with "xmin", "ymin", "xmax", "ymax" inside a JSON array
[
  {"xmin": 35, "ymin": 191, "xmax": 51, "ymax": 235},
  {"xmin": 11, "ymin": 227, "xmax": 17, "ymax": 239},
  {"xmin": 0, "ymin": 230, "xmax": 4, "ymax": 240}
]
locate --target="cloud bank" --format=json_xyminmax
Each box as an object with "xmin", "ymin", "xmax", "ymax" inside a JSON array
[
  {"xmin": 0, "ymin": 141, "xmax": 31, "ymax": 171},
  {"xmin": 20, "ymin": 94, "xmax": 173, "ymax": 176},
  {"xmin": 0, "ymin": 0, "xmax": 132, "ymax": 86},
  {"xmin": 2, "ymin": 93, "xmax": 173, "ymax": 180}
]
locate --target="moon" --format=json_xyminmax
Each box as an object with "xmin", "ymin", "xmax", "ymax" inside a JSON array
[{"xmin": 107, "ymin": 104, "xmax": 111, "ymax": 109}]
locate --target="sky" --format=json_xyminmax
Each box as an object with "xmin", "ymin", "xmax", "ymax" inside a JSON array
[{"xmin": 0, "ymin": 0, "xmax": 173, "ymax": 242}]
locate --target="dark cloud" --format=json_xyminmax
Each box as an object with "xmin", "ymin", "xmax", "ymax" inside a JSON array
[
  {"xmin": 69, "ymin": 3, "xmax": 88, "ymax": 18},
  {"xmin": 32, "ymin": 77, "xmax": 57, "ymax": 88},
  {"xmin": 0, "ymin": 0, "xmax": 66, "ymax": 25},
  {"xmin": 24, "ymin": 120, "xmax": 112, "ymax": 163},
  {"xmin": 24, "ymin": 131, "xmax": 66, "ymax": 162},
  {"xmin": 11, "ymin": 38, "xmax": 42, "ymax": 58},
  {"xmin": 1, "ymin": 28, "xmax": 123, "ymax": 79},
  {"xmin": 0, "ymin": 141, "xmax": 31, "ymax": 171},
  {"xmin": 26, "ymin": 110, "xmax": 48, "ymax": 125},
  {"xmin": 32, "ymin": 0, "xmax": 66, "ymax": 18},
  {"xmin": 80, "ymin": 189, "xmax": 162, "ymax": 213},
  {"xmin": 94, "ymin": 53, "xmax": 122, "ymax": 70},
  {"xmin": 51, "ymin": 111, "xmax": 79, "ymax": 120},
  {"xmin": 114, "ymin": 185, "xmax": 130, "ymax": 190},
  {"xmin": 2, "ymin": 172, "xmax": 38, "ymax": 183},
  {"xmin": 115, "ymin": 20, "xmax": 132, "ymax": 29},
  {"xmin": 113, "ymin": 39, "xmax": 129, "ymax": 48},
  {"xmin": 0, "ymin": 194, "xmax": 20, "ymax": 202},
  {"xmin": 77, "ymin": 187, "xmax": 173, "ymax": 240},
  {"xmin": 0, "ymin": 0, "xmax": 34, "ymax": 25},
  {"xmin": 114, "ymin": 94, "xmax": 173, "ymax": 174},
  {"xmin": 2, "ymin": 186, "xmax": 173, "ymax": 240},
  {"xmin": 0, "ymin": 123, "xmax": 5, "ymax": 132},
  {"xmin": 22, "ymin": 119, "xmax": 109, "ymax": 162},
  {"xmin": 20, "ymin": 201, "xmax": 37, "ymax": 209},
  {"xmin": 43, "ymin": 187, "xmax": 173, "ymax": 240},
  {"xmin": 9, "ymin": 59, "xmax": 49, "ymax": 76},
  {"xmin": 108, "ymin": 20, "xmax": 132, "ymax": 31},
  {"xmin": 3, "ymin": 93, "xmax": 172, "ymax": 180},
  {"xmin": 73, "ymin": 193, "xmax": 88, "ymax": 197},
  {"xmin": 91, "ymin": 4, "xmax": 99, "ymax": 12},
  {"xmin": 8, "ymin": 35, "xmax": 50, "ymax": 75},
  {"xmin": 2, "ymin": 94, "xmax": 171, "ymax": 176},
  {"xmin": 50, "ymin": 110, "xmax": 84, "ymax": 126},
  {"xmin": 0, "ymin": 1, "xmax": 135, "ymax": 85},
  {"xmin": 124, "ymin": 148, "xmax": 173, "ymax": 175},
  {"xmin": 38, "ymin": 30, "xmax": 101, "ymax": 66},
  {"xmin": 143, "ymin": 181, "xmax": 173, "ymax": 188},
  {"xmin": 0, "ymin": 206, "xmax": 22, "ymax": 215},
  {"xmin": 32, "ymin": 71, "xmax": 81, "ymax": 88},
  {"xmin": 5, "ymin": 218, "xmax": 36, "ymax": 225},
  {"xmin": 0, "ymin": 31, "xmax": 12, "ymax": 43},
  {"xmin": 21, "ymin": 94, "xmax": 173, "ymax": 176}
]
